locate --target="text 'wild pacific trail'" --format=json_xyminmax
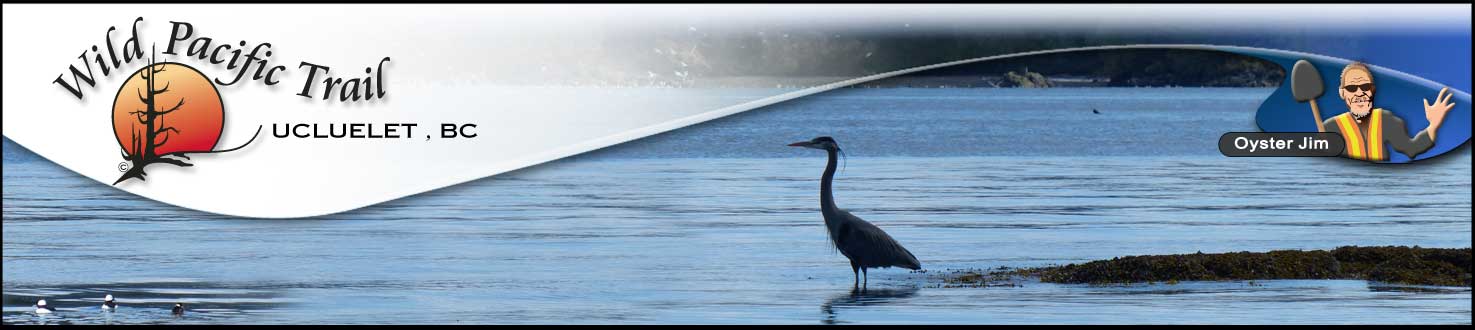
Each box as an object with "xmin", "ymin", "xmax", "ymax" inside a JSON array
[{"xmin": 52, "ymin": 17, "xmax": 391, "ymax": 103}]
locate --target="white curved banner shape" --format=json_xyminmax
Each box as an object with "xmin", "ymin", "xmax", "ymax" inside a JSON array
[{"xmin": 4, "ymin": 5, "xmax": 889, "ymax": 218}]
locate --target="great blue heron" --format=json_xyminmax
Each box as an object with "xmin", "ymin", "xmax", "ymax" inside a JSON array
[{"xmin": 788, "ymin": 136, "xmax": 922, "ymax": 288}]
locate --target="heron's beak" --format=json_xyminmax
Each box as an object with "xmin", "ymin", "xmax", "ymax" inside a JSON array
[{"xmin": 787, "ymin": 141, "xmax": 811, "ymax": 148}]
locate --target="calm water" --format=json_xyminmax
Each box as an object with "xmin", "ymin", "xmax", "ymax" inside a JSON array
[{"xmin": 4, "ymin": 88, "xmax": 1471, "ymax": 324}]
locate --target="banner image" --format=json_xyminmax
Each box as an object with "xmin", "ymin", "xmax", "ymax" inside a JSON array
[{"xmin": 3, "ymin": 4, "xmax": 1470, "ymax": 325}]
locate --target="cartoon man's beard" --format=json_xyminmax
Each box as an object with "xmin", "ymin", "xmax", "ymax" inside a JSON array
[{"xmin": 1349, "ymin": 95, "xmax": 1373, "ymax": 118}]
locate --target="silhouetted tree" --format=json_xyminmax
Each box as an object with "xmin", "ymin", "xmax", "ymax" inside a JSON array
[{"xmin": 115, "ymin": 50, "xmax": 192, "ymax": 185}]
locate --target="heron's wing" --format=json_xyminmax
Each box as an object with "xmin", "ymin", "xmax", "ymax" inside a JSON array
[{"xmin": 835, "ymin": 210, "xmax": 922, "ymax": 270}]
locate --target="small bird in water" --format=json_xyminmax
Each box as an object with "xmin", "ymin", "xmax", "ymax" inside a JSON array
[
  {"xmin": 102, "ymin": 294, "xmax": 117, "ymax": 311},
  {"xmin": 1092, "ymin": 108, "xmax": 1101, "ymax": 114},
  {"xmin": 35, "ymin": 299, "xmax": 56, "ymax": 314},
  {"xmin": 789, "ymin": 136, "xmax": 922, "ymax": 288},
  {"xmin": 172, "ymin": 303, "xmax": 185, "ymax": 316}
]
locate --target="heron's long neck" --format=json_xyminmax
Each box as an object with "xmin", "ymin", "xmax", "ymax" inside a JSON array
[{"xmin": 820, "ymin": 149, "xmax": 838, "ymax": 213}]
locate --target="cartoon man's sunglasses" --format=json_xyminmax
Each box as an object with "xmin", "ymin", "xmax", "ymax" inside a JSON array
[{"xmin": 1343, "ymin": 83, "xmax": 1375, "ymax": 93}]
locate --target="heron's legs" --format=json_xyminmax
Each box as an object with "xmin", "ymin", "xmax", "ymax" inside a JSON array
[
  {"xmin": 851, "ymin": 262, "xmax": 860, "ymax": 288},
  {"xmin": 862, "ymin": 268, "xmax": 869, "ymax": 288}
]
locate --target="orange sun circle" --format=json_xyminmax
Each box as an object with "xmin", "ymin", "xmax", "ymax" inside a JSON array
[{"xmin": 112, "ymin": 62, "xmax": 224, "ymax": 157}]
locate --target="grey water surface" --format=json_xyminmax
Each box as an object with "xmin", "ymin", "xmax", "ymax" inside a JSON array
[{"xmin": 4, "ymin": 88, "xmax": 1470, "ymax": 324}]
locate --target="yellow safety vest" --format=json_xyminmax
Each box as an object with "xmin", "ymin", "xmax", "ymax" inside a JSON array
[{"xmin": 1332, "ymin": 109, "xmax": 1386, "ymax": 162}]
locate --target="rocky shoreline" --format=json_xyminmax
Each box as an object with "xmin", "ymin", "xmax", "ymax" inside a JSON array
[{"xmin": 937, "ymin": 246, "xmax": 1472, "ymax": 288}]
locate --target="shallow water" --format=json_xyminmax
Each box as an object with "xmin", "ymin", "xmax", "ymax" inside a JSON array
[{"xmin": 4, "ymin": 88, "xmax": 1471, "ymax": 324}]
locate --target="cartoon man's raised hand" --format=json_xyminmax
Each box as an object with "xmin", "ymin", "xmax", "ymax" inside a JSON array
[{"xmin": 1424, "ymin": 87, "xmax": 1456, "ymax": 140}]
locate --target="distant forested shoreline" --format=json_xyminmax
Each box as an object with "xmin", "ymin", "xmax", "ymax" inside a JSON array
[{"xmin": 854, "ymin": 49, "xmax": 1285, "ymax": 89}]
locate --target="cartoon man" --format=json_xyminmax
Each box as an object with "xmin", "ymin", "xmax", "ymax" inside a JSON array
[{"xmin": 1321, "ymin": 62, "xmax": 1455, "ymax": 161}]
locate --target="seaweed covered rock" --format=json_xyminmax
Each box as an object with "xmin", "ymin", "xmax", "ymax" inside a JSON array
[
  {"xmin": 1366, "ymin": 258, "xmax": 1469, "ymax": 287},
  {"xmin": 1038, "ymin": 249, "xmax": 1341, "ymax": 284},
  {"xmin": 1335, "ymin": 246, "xmax": 1472, "ymax": 287},
  {"xmin": 955, "ymin": 246, "xmax": 1471, "ymax": 287}
]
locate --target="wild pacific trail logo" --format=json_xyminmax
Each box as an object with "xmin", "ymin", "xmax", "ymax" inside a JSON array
[
  {"xmin": 52, "ymin": 17, "xmax": 394, "ymax": 185},
  {"xmin": 110, "ymin": 50, "xmax": 260, "ymax": 185}
]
